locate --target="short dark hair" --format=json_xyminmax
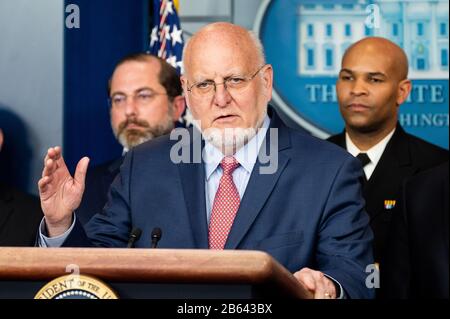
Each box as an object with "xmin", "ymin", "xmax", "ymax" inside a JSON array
[{"xmin": 107, "ymin": 53, "xmax": 182, "ymax": 101}]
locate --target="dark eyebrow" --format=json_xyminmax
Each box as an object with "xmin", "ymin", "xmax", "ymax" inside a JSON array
[
  {"xmin": 367, "ymin": 72, "xmax": 387, "ymax": 78},
  {"xmin": 339, "ymin": 69, "xmax": 387, "ymax": 78},
  {"xmin": 339, "ymin": 68, "xmax": 353, "ymax": 74},
  {"xmin": 110, "ymin": 91, "xmax": 126, "ymax": 97},
  {"xmin": 135, "ymin": 87, "xmax": 154, "ymax": 94},
  {"xmin": 111, "ymin": 87, "xmax": 154, "ymax": 97}
]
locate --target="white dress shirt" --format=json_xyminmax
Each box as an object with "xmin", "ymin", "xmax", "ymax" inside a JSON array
[{"xmin": 346, "ymin": 129, "xmax": 396, "ymax": 180}]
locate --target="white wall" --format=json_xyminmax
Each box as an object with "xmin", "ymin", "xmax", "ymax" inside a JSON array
[{"xmin": 0, "ymin": 0, "xmax": 63, "ymax": 194}]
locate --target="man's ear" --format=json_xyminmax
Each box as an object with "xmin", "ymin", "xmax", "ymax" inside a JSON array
[
  {"xmin": 397, "ymin": 79, "xmax": 412, "ymax": 105},
  {"xmin": 0, "ymin": 129, "xmax": 3, "ymax": 151},
  {"xmin": 171, "ymin": 95, "xmax": 186, "ymax": 121},
  {"xmin": 180, "ymin": 75, "xmax": 187, "ymax": 93},
  {"xmin": 261, "ymin": 64, "xmax": 273, "ymax": 102}
]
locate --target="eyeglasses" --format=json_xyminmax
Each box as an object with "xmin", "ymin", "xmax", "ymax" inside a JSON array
[
  {"xmin": 186, "ymin": 64, "xmax": 267, "ymax": 99},
  {"xmin": 109, "ymin": 89, "xmax": 168, "ymax": 109}
]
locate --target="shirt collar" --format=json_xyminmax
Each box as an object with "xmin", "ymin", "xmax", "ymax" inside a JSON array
[
  {"xmin": 204, "ymin": 114, "xmax": 271, "ymax": 180},
  {"xmin": 345, "ymin": 128, "xmax": 396, "ymax": 166}
]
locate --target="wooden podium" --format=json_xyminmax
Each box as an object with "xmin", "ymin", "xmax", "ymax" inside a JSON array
[{"xmin": 0, "ymin": 247, "xmax": 312, "ymax": 299}]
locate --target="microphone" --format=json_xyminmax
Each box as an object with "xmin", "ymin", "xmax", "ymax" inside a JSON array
[
  {"xmin": 127, "ymin": 227, "xmax": 142, "ymax": 248},
  {"xmin": 150, "ymin": 227, "xmax": 162, "ymax": 248}
]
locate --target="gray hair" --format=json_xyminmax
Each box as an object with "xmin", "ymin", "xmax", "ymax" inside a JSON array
[{"xmin": 248, "ymin": 30, "xmax": 266, "ymax": 67}]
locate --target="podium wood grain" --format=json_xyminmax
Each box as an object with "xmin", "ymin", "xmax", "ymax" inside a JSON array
[{"xmin": 0, "ymin": 247, "xmax": 312, "ymax": 298}]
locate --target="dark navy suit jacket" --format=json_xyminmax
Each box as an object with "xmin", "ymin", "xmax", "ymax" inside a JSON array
[
  {"xmin": 65, "ymin": 109, "xmax": 374, "ymax": 298},
  {"xmin": 75, "ymin": 157, "xmax": 123, "ymax": 225}
]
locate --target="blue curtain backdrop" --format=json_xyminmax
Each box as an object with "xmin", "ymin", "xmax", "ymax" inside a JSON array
[{"xmin": 64, "ymin": 0, "xmax": 149, "ymax": 173}]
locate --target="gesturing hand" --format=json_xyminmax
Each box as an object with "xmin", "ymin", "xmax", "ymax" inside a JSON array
[{"xmin": 38, "ymin": 146, "xmax": 89, "ymax": 237}]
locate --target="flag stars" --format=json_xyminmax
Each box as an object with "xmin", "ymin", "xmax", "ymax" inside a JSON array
[
  {"xmin": 171, "ymin": 25, "xmax": 183, "ymax": 47},
  {"xmin": 149, "ymin": 0, "xmax": 184, "ymax": 75},
  {"xmin": 163, "ymin": 25, "xmax": 172, "ymax": 41},
  {"xmin": 150, "ymin": 26, "xmax": 159, "ymax": 47},
  {"xmin": 166, "ymin": 55, "xmax": 178, "ymax": 68},
  {"xmin": 166, "ymin": 1, "xmax": 174, "ymax": 15}
]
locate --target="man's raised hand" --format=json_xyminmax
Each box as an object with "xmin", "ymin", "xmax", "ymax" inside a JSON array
[{"xmin": 38, "ymin": 147, "xmax": 89, "ymax": 237}]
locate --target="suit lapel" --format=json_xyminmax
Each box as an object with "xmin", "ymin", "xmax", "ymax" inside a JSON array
[
  {"xmin": 106, "ymin": 156, "xmax": 123, "ymax": 176},
  {"xmin": 225, "ymin": 111, "xmax": 291, "ymax": 249},
  {"xmin": 178, "ymin": 128, "xmax": 209, "ymax": 248},
  {"xmin": 364, "ymin": 126, "xmax": 413, "ymax": 197},
  {"xmin": 104, "ymin": 156, "xmax": 123, "ymax": 192}
]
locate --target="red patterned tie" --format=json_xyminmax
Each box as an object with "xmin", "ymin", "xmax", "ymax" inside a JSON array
[{"xmin": 208, "ymin": 156, "xmax": 240, "ymax": 250}]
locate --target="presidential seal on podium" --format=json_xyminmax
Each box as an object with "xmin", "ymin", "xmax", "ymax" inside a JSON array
[{"xmin": 34, "ymin": 274, "xmax": 118, "ymax": 299}]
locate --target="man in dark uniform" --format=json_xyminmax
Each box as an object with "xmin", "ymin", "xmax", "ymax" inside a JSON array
[
  {"xmin": 328, "ymin": 37, "xmax": 448, "ymax": 293},
  {"xmin": 0, "ymin": 128, "xmax": 43, "ymax": 246},
  {"xmin": 383, "ymin": 162, "xmax": 449, "ymax": 299}
]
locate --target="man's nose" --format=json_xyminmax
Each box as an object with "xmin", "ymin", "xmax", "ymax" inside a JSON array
[
  {"xmin": 124, "ymin": 96, "xmax": 139, "ymax": 116},
  {"xmin": 351, "ymin": 78, "xmax": 368, "ymax": 96},
  {"xmin": 213, "ymin": 83, "xmax": 232, "ymax": 107}
]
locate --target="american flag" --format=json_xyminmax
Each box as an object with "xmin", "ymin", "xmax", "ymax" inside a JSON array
[{"xmin": 148, "ymin": 0, "xmax": 184, "ymax": 74}]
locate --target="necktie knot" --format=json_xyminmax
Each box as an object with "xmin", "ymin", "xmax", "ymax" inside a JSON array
[
  {"xmin": 356, "ymin": 153, "xmax": 371, "ymax": 167},
  {"xmin": 220, "ymin": 156, "xmax": 240, "ymax": 175}
]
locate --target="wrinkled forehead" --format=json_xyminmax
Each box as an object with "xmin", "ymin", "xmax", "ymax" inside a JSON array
[{"xmin": 184, "ymin": 32, "xmax": 258, "ymax": 78}]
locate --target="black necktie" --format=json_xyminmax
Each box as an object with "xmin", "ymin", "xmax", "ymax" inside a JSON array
[
  {"xmin": 356, "ymin": 153, "xmax": 370, "ymax": 186},
  {"xmin": 356, "ymin": 153, "xmax": 371, "ymax": 167}
]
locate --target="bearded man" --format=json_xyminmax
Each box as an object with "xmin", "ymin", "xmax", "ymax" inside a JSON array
[{"xmin": 76, "ymin": 53, "xmax": 185, "ymax": 224}]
